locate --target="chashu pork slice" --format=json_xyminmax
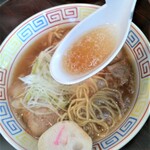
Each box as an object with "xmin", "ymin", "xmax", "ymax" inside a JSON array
[{"xmin": 38, "ymin": 121, "xmax": 92, "ymax": 150}]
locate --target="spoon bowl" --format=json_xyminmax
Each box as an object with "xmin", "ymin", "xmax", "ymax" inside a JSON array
[{"xmin": 50, "ymin": 0, "xmax": 137, "ymax": 84}]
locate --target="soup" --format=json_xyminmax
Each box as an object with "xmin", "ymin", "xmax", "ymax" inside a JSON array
[
  {"xmin": 63, "ymin": 25, "xmax": 117, "ymax": 74},
  {"xmin": 9, "ymin": 25, "xmax": 136, "ymax": 142}
]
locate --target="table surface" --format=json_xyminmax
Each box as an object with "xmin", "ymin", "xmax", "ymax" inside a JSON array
[{"xmin": 0, "ymin": 0, "xmax": 149, "ymax": 150}]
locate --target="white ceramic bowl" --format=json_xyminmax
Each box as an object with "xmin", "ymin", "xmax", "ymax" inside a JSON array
[{"xmin": 0, "ymin": 4, "xmax": 149, "ymax": 150}]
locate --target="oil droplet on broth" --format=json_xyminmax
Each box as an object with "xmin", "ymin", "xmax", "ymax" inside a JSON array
[{"xmin": 63, "ymin": 25, "xmax": 117, "ymax": 74}]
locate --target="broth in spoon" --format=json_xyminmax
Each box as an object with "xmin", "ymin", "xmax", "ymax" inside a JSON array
[{"xmin": 63, "ymin": 25, "xmax": 118, "ymax": 74}]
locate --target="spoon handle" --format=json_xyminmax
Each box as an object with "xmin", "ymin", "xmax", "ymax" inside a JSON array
[{"xmin": 106, "ymin": 0, "xmax": 137, "ymax": 21}]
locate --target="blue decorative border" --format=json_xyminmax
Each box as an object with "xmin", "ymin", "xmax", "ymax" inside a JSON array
[
  {"xmin": 126, "ymin": 30, "xmax": 140, "ymax": 48},
  {"xmin": 0, "ymin": 102, "xmax": 22, "ymax": 135},
  {"xmin": 100, "ymin": 117, "xmax": 137, "ymax": 149},
  {"xmin": 17, "ymin": 15, "xmax": 48, "ymax": 42}
]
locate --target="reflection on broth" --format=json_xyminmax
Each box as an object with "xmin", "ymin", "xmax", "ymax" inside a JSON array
[{"xmin": 9, "ymin": 25, "xmax": 136, "ymax": 141}]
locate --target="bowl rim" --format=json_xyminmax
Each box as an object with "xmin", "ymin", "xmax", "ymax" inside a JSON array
[{"xmin": 0, "ymin": 3, "xmax": 150, "ymax": 150}]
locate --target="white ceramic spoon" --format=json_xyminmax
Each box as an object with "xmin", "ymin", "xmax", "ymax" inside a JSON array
[{"xmin": 50, "ymin": 0, "xmax": 137, "ymax": 85}]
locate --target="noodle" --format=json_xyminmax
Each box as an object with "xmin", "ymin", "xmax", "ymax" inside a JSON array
[
  {"xmin": 58, "ymin": 77, "xmax": 123, "ymax": 140},
  {"xmin": 19, "ymin": 48, "xmax": 123, "ymax": 139},
  {"xmin": 10, "ymin": 25, "xmax": 135, "ymax": 141}
]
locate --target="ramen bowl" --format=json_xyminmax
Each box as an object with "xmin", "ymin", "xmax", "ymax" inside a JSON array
[{"xmin": 0, "ymin": 4, "xmax": 149, "ymax": 150}]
